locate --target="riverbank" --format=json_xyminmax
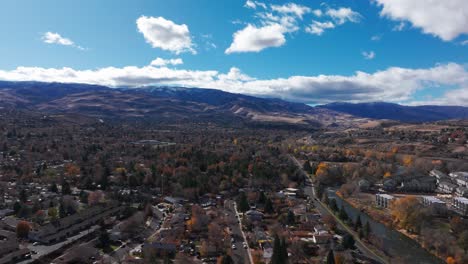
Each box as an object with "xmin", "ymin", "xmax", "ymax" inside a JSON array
[{"xmin": 329, "ymin": 190, "xmax": 444, "ymax": 264}]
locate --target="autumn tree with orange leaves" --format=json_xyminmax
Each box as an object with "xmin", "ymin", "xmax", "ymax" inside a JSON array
[{"xmin": 390, "ymin": 196, "xmax": 429, "ymax": 234}]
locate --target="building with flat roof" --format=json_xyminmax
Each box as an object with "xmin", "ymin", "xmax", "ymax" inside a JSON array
[
  {"xmin": 452, "ymin": 197, "xmax": 468, "ymax": 216},
  {"xmin": 375, "ymin": 194, "xmax": 394, "ymax": 208},
  {"xmin": 421, "ymin": 196, "xmax": 447, "ymax": 215}
]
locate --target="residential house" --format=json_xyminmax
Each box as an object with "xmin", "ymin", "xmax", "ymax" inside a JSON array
[{"xmin": 245, "ymin": 210, "xmax": 264, "ymax": 222}]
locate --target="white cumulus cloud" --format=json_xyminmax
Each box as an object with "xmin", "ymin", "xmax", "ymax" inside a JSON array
[
  {"xmin": 326, "ymin": 7, "xmax": 361, "ymax": 25},
  {"xmin": 136, "ymin": 16, "xmax": 196, "ymax": 54},
  {"xmin": 306, "ymin": 7, "xmax": 361, "ymax": 36},
  {"xmin": 225, "ymin": 24, "xmax": 287, "ymax": 54},
  {"xmin": 375, "ymin": 0, "xmax": 468, "ymax": 41},
  {"xmin": 150, "ymin": 58, "xmax": 183, "ymax": 67},
  {"xmin": 42, "ymin": 32, "xmax": 85, "ymax": 50},
  {"xmin": 305, "ymin": 21, "xmax": 335, "ymax": 35},
  {"xmin": 271, "ymin": 3, "xmax": 311, "ymax": 19},
  {"xmin": 0, "ymin": 63, "xmax": 466, "ymax": 106}
]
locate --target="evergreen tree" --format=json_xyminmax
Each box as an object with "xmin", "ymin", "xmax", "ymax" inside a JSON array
[
  {"xmin": 287, "ymin": 210, "xmax": 295, "ymax": 225},
  {"xmin": 303, "ymin": 160, "xmax": 312, "ymax": 173},
  {"xmin": 13, "ymin": 201, "xmax": 21, "ymax": 215},
  {"xmin": 338, "ymin": 205, "xmax": 348, "ymax": 221},
  {"xmin": 316, "ymin": 184, "xmax": 324, "ymax": 200},
  {"xmin": 329, "ymin": 199, "xmax": 338, "ymax": 212},
  {"xmin": 265, "ymin": 198, "xmax": 274, "ymax": 214},
  {"xmin": 342, "ymin": 234, "xmax": 355, "ymax": 249},
  {"xmin": 322, "ymin": 191, "xmax": 329, "ymax": 205},
  {"xmin": 280, "ymin": 237, "xmax": 288, "ymax": 263},
  {"xmin": 20, "ymin": 189, "xmax": 28, "ymax": 203},
  {"xmin": 59, "ymin": 201, "xmax": 66, "ymax": 218},
  {"xmin": 258, "ymin": 191, "xmax": 267, "ymax": 204},
  {"xmin": 220, "ymin": 255, "xmax": 234, "ymax": 264},
  {"xmin": 358, "ymin": 228, "xmax": 364, "ymax": 239},
  {"xmin": 98, "ymin": 225, "xmax": 110, "ymax": 248},
  {"xmin": 364, "ymin": 221, "xmax": 371, "ymax": 238},
  {"xmin": 50, "ymin": 183, "xmax": 58, "ymax": 193},
  {"xmin": 101, "ymin": 166, "xmax": 110, "ymax": 190},
  {"xmin": 61, "ymin": 180, "xmax": 71, "ymax": 195},
  {"xmin": 271, "ymin": 234, "xmax": 282, "ymax": 264},
  {"xmin": 80, "ymin": 190, "xmax": 88, "ymax": 204},
  {"xmin": 238, "ymin": 192, "xmax": 250, "ymax": 212},
  {"xmin": 354, "ymin": 214, "xmax": 362, "ymax": 231},
  {"xmin": 326, "ymin": 249, "xmax": 335, "ymax": 264}
]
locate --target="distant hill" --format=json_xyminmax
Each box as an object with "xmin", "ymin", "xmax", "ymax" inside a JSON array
[
  {"xmin": 319, "ymin": 102, "xmax": 468, "ymax": 122},
  {"xmin": 1, "ymin": 81, "xmax": 466, "ymax": 126},
  {"xmin": 0, "ymin": 81, "xmax": 364, "ymax": 128}
]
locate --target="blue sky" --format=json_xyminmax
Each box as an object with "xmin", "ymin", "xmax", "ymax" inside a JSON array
[{"xmin": 0, "ymin": 0, "xmax": 467, "ymax": 105}]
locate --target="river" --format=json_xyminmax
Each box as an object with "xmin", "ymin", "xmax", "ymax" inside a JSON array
[{"xmin": 327, "ymin": 189, "xmax": 443, "ymax": 264}]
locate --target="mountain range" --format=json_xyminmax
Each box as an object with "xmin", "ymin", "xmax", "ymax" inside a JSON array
[{"xmin": 0, "ymin": 81, "xmax": 467, "ymax": 127}]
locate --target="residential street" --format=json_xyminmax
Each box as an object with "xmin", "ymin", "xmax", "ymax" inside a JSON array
[{"xmin": 224, "ymin": 200, "xmax": 252, "ymax": 264}]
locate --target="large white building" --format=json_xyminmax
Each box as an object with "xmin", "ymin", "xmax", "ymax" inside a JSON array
[
  {"xmin": 375, "ymin": 194, "xmax": 394, "ymax": 208},
  {"xmin": 421, "ymin": 196, "xmax": 447, "ymax": 215},
  {"xmin": 452, "ymin": 197, "xmax": 468, "ymax": 216}
]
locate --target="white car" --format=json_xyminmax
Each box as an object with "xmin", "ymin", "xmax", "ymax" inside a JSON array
[{"xmin": 232, "ymin": 244, "xmax": 237, "ymax": 250}]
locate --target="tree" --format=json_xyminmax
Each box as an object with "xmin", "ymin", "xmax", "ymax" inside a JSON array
[
  {"xmin": 450, "ymin": 216, "xmax": 466, "ymax": 233},
  {"xmin": 446, "ymin": 256, "xmax": 456, "ymax": 264},
  {"xmin": 326, "ymin": 250, "xmax": 335, "ymax": 264},
  {"xmin": 342, "ymin": 234, "xmax": 355, "ymax": 249},
  {"xmin": 458, "ymin": 230, "xmax": 468, "ymax": 253},
  {"xmin": 80, "ymin": 190, "xmax": 88, "ymax": 204},
  {"xmin": 364, "ymin": 221, "xmax": 371, "ymax": 238},
  {"xmin": 329, "ymin": 199, "xmax": 338, "ymax": 212},
  {"xmin": 258, "ymin": 191, "xmax": 267, "ymax": 204},
  {"xmin": 322, "ymin": 191, "xmax": 329, "ymax": 205},
  {"xmin": 98, "ymin": 226, "xmax": 110, "ymax": 248},
  {"xmin": 280, "ymin": 237, "xmax": 288, "ymax": 263},
  {"xmin": 50, "ymin": 183, "xmax": 58, "ymax": 193},
  {"xmin": 59, "ymin": 200, "xmax": 67, "ymax": 218},
  {"xmin": 16, "ymin": 221, "xmax": 30, "ymax": 238},
  {"xmin": 390, "ymin": 196, "xmax": 428, "ymax": 233},
  {"xmin": 265, "ymin": 198, "xmax": 274, "ymax": 214},
  {"xmin": 61, "ymin": 180, "xmax": 71, "ymax": 195},
  {"xmin": 338, "ymin": 205, "xmax": 348, "ymax": 221},
  {"xmin": 48, "ymin": 207, "xmax": 58, "ymax": 219},
  {"xmin": 287, "ymin": 210, "xmax": 295, "ymax": 225},
  {"xmin": 20, "ymin": 189, "xmax": 28, "ymax": 203},
  {"xmin": 13, "ymin": 201, "xmax": 21, "ymax": 215},
  {"xmin": 271, "ymin": 234, "xmax": 288, "ymax": 264},
  {"xmin": 303, "ymin": 160, "xmax": 312, "ymax": 173},
  {"xmin": 354, "ymin": 214, "xmax": 362, "ymax": 231},
  {"xmin": 323, "ymin": 215, "xmax": 337, "ymax": 231},
  {"xmin": 219, "ymin": 255, "xmax": 234, "ymax": 264},
  {"xmin": 238, "ymin": 192, "xmax": 250, "ymax": 213}
]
